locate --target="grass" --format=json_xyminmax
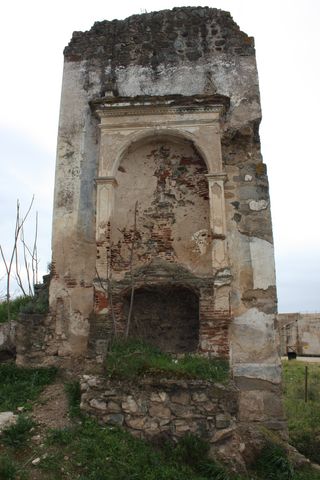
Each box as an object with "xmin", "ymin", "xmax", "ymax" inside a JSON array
[
  {"xmin": 282, "ymin": 360, "xmax": 320, "ymax": 464},
  {"xmin": 0, "ymin": 363, "xmax": 57, "ymax": 411},
  {"xmin": 0, "ymin": 455, "xmax": 19, "ymax": 480},
  {"xmin": 0, "ymin": 288, "xmax": 49, "ymax": 324},
  {"xmin": 0, "ymin": 358, "xmax": 320, "ymax": 480},
  {"xmin": 0, "ymin": 296, "xmax": 33, "ymax": 323},
  {"xmin": 252, "ymin": 441, "xmax": 295, "ymax": 480},
  {"xmin": 65, "ymin": 381, "xmax": 82, "ymax": 419},
  {"xmin": 41, "ymin": 420, "xmax": 244, "ymax": 480},
  {"xmin": 104, "ymin": 338, "xmax": 229, "ymax": 382},
  {"xmin": 2, "ymin": 415, "xmax": 35, "ymax": 448}
]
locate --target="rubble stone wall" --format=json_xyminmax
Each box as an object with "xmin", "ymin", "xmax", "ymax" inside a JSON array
[{"xmin": 80, "ymin": 375, "xmax": 247, "ymax": 467}]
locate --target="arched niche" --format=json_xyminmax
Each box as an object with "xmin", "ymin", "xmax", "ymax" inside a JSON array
[
  {"xmin": 110, "ymin": 134, "xmax": 212, "ymax": 277},
  {"xmin": 124, "ymin": 285, "xmax": 199, "ymax": 353}
]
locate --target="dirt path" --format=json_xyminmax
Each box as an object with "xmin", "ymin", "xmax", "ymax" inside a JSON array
[{"xmin": 31, "ymin": 382, "xmax": 71, "ymax": 429}]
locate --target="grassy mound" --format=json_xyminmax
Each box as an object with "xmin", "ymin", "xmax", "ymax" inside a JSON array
[{"xmin": 104, "ymin": 338, "xmax": 229, "ymax": 382}]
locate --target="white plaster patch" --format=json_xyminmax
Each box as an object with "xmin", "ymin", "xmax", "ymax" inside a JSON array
[
  {"xmin": 244, "ymin": 174, "xmax": 252, "ymax": 182},
  {"xmin": 249, "ymin": 237, "xmax": 276, "ymax": 290},
  {"xmin": 192, "ymin": 229, "xmax": 209, "ymax": 255},
  {"xmin": 233, "ymin": 307, "xmax": 273, "ymax": 328},
  {"xmin": 233, "ymin": 363, "xmax": 282, "ymax": 384},
  {"xmin": 248, "ymin": 199, "xmax": 268, "ymax": 211},
  {"xmin": 231, "ymin": 308, "xmax": 279, "ymax": 364}
]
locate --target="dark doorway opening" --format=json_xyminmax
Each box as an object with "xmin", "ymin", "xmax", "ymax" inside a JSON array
[{"xmin": 125, "ymin": 285, "xmax": 199, "ymax": 353}]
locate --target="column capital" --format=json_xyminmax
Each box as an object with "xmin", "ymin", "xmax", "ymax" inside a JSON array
[
  {"xmin": 95, "ymin": 176, "xmax": 118, "ymax": 187},
  {"xmin": 205, "ymin": 173, "xmax": 228, "ymax": 182}
]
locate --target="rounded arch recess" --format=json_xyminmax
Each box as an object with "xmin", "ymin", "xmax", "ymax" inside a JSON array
[{"xmin": 111, "ymin": 128, "xmax": 211, "ymax": 176}]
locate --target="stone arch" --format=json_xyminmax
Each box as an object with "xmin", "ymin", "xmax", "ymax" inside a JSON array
[{"xmin": 110, "ymin": 128, "xmax": 212, "ymax": 176}]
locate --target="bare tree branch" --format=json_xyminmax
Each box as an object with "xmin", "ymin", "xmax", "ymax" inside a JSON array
[
  {"xmin": 0, "ymin": 196, "xmax": 35, "ymax": 320},
  {"xmin": 126, "ymin": 201, "xmax": 138, "ymax": 338}
]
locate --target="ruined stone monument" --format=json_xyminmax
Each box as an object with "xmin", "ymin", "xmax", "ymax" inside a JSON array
[{"xmin": 17, "ymin": 7, "xmax": 285, "ymax": 444}]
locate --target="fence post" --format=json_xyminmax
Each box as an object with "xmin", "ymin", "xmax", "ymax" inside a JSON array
[{"xmin": 304, "ymin": 365, "xmax": 308, "ymax": 403}]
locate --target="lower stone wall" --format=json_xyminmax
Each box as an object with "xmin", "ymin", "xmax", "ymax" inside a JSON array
[
  {"xmin": 16, "ymin": 313, "xmax": 51, "ymax": 366},
  {"xmin": 0, "ymin": 320, "xmax": 16, "ymax": 361},
  {"xmin": 80, "ymin": 375, "xmax": 247, "ymax": 467}
]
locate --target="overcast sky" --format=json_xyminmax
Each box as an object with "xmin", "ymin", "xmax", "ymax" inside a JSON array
[{"xmin": 0, "ymin": 0, "xmax": 319, "ymax": 312}]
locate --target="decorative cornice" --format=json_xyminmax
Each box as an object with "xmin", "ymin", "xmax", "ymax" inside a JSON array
[{"xmin": 90, "ymin": 94, "xmax": 230, "ymax": 118}]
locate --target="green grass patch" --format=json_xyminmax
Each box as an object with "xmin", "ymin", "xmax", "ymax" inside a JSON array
[
  {"xmin": 43, "ymin": 420, "xmax": 242, "ymax": 480},
  {"xmin": 2, "ymin": 415, "xmax": 35, "ymax": 448},
  {"xmin": 0, "ymin": 363, "xmax": 57, "ymax": 411},
  {"xmin": 65, "ymin": 381, "xmax": 82, "ymax": 419},
  {"xmin": 0, "ymin": 296, "xmax": 33, "ymax": 323},
  {"xmin": 252, "ymin": 441, "xmax": 294, "ymax": 480},
  {"xmin": 104, "ymin": 338, "xmax": 229, "ymax": 382},
  {"xmin": 0, "ymin": 455, "xmax": 19, "ymax": 480},
  {"xmin": 282, "ymin": 360, "xmax": 320, "ymax": 464}
]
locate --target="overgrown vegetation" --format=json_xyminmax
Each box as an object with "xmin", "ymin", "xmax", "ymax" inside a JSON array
[
  {"xmin": 253, "ymin": 441, "xmax": 295, "ymax": 480},
  {"xmin": 0, "ymin": 287, "xmax": 49, "ymax": 324},
  {"xmin": 41, "ymin": 420, "xmax": 243, "ymax": 480},
  {"xmin": 0, "ymin": 455, "xmax": 19, "ymax": 480},
  {"xmin": 2, "ymin": 415, "xmax": 35, "ymax": 448},
  {"xmin": 0, "ymin": 296, "xmax": 32, "ymax": 323},
  {"xmin": 0, "ymin": 360, "xmax": 320, "ymax": 479},
  {"xmin": 282, "ymin": 360, "xmax": 320, "ymax": 464},
  {"xmin": 0, "ymin": 363, "xmax": 57, "ymax": 411},
  {"xmin": 65, "ymin": 381, "xmax": 82, "ymax": 419},
  {"xmin": 104, "ymin": 338, "xmax": 229, "ymax": 382}
]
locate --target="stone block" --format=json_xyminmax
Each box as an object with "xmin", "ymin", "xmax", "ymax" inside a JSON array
[
  {"xmin": 192, "ymin": 392, "xmax": 208, "ymax": 403},
  {"xmin": 125, "ymin": 416, "xmax": 147, "ymax": 430},
  {"xmin": 103, "ymin": 413, "xmax": 124, "ymax": 426},
  {"xmin": 171, "ymin": 391, "xmax": 190, "ymax": 405},
  {"xmin": 215, "ymin": 413, "xmax": 231, "ymax": 429},
  {"xmin": 89, "ymin": 398, "xmax": 107, "ymax": 411},
  {"xmin": 107, "ymin": 401, "xmax": 121, "ymax": 413},
  {"xmin": 150, "ymin": 391, "xmax": 168, "ymax": 403},
  {"xmin": 0, "ymin": 412, "xmax": 17, "ymax": 432},
  {"xmin": 122, "ymin": 396, "xmax": 139, "ymax": 414},
  {"xmin": 149, "ymin": 404, "xmax": 171, "ymax": 419}
]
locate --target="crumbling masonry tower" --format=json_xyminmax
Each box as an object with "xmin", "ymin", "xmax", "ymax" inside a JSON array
[{"xmin": 45, "ymin": 8, "xmax": 283, "ymax": 429}]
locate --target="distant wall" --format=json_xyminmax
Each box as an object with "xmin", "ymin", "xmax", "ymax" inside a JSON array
[{"xmin": 278, "ymin": 313, "xmax": 320, "ymax": 356}]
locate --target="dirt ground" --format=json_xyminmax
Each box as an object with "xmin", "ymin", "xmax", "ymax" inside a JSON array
[{"xmin": 31, "ymin": 382, "xmax": 71, "ymax": 429}]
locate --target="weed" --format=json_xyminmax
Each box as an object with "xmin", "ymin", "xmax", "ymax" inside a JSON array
[
  {"xmin": 104, "ymin": 338, "xmax": 229, "ymax": 382},
  {"xmin": 0, "ymin": 455, "xmax": 18, "ymax": 480},
  {"xmin": 253, "ymin": 441, "xmax": 294, "ymax": 480},
  {"xmin": 43, "ymin": 419, "xmax": 242, "ymax": 480},
  {"xmin": 0, "ymin": 363, "xmax": 57, "ymax": 411},
  {"xmin": 2, "ymin": 415, "xmax": 35, "ymax": 448},
  {"xmin": 65, "ymin": 381, "xmax": 82, "ymax": 419},
  {"xmin": 172, "ymin": 433, "xmax": 209, "ymax": 467},
  {"xmin": 0, "ymin": 296, "xmax": 33, "ymax": 323}
]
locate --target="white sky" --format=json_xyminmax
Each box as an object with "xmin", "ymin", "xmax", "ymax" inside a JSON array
[{"xmin": 0, "ymin": 0, "xmax": 319, "ymax": 312}]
